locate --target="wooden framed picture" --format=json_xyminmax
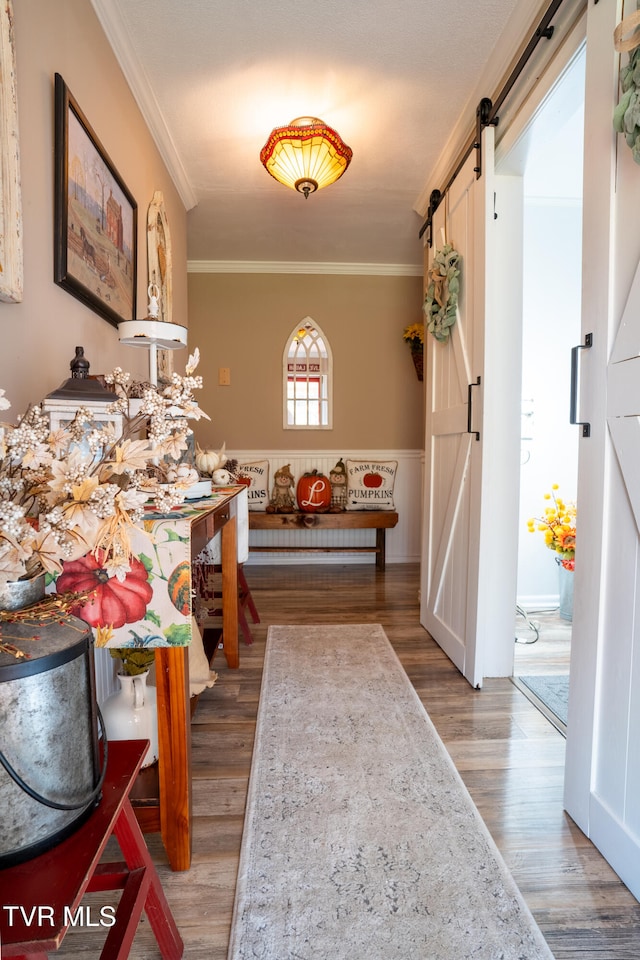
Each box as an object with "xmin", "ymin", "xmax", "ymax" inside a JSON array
[{"xmin": 54, "ymin": 73, "xmax": 137, "ymax": 327}]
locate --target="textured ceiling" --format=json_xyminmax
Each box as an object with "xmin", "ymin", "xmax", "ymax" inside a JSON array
[{"xmin": 92, "ymin": 0, "xmax": 526, "ymax": 268}]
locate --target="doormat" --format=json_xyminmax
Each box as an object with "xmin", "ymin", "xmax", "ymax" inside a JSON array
[
  {"xmin": 228, "ymin": 623, "xmax": 555, "ymax": 959},
  {"xmin": 517, "ymin": 675, "xmax": 569, "ymax": 728}
]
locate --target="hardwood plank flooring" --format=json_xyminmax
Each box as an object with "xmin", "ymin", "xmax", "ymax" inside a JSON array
[
  {"xmin": 59, "ymin": 562, "xmax": 640, "ymax": 959},
  {"xmin": 514, "ymin": 608, "xmax": 572, "ymax": 675}
]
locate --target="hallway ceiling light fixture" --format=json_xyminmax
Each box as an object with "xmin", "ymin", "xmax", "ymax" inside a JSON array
[{"xmin": 260, "ymin": 116, "xmax": 352, "ymax": 198}]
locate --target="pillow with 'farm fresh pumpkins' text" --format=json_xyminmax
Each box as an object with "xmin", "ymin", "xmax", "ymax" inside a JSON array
[
  {"xmin": 236, "ymin": 461, "xmax": 269, "ymax": 511},
  {"xmin": 345, "ymin": 460, "xmax": 397, "ymax": 510}
]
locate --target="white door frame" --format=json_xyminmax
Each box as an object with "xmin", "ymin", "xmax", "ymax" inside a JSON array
[{"xmin": 493, "ymin": 0, "xmax": 640, "ymax": 898}]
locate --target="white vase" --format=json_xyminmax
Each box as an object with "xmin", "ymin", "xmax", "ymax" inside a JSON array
[{"xmin": 101, "ymin": 670, "xmax": 159, "ymax": 769}]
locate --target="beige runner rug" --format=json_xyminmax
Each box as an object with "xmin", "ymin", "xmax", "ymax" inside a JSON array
[{"xmin": 228, "ymin": 624, "xmax": 554, "ymax": 959}]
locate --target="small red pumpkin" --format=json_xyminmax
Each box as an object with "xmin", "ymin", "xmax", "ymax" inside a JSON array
[
  {"xmin": 297, "ymin": 469, "xmax": 331, "ymax": 513},
  {"xmin": 56, "ymin": 551, "xmax": 153, "ymax": 628}
]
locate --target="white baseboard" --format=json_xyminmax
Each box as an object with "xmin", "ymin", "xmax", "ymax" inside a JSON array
[{"xmin": 516, "ymin": 594, "xmax": 560, "ymax": 612}]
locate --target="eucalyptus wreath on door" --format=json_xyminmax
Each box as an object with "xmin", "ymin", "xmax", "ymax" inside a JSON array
[
  {"xmin": 613, "ymin": 7, "xmax": 640, "ymax": 164},
  {"xmin": 422, "ymin": 243, "xmax": 461, "ymax": 343}
]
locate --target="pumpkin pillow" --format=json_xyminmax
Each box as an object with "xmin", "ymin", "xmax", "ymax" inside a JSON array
[
  {"xmin": 235, "ymin": 460, "xmax": 269, "ymax": 511},
  {"xmin": 345, "ymin": 459, "xmax": 397, "ymax": 511}
]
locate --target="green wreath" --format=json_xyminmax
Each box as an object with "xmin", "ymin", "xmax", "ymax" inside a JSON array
[
  {"xmin": 613, "ymin": 10, "xmax": 640, "ymax": 164},
  {"xmin": 614, "ymin": 45, "xmax": 640, "ymax": 164},
  {"xmin": 423, "ymin": 244, "xmax": 461, "ymax": 343}
]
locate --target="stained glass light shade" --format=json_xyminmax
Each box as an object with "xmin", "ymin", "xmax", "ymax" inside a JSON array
[{"xmin": 260, "ymin": 117, "xmax": 352, "ymax": 198}]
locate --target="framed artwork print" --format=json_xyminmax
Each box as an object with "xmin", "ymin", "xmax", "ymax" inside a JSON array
[{"xmin": 54, "ymin": 73, "xmax": 137, "ymax": 327}]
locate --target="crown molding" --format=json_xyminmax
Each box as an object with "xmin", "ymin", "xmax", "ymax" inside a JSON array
[
  {"xmin": 90, "ymin": 0, "xmax": 197, "ymax": 211},
  {"xmin": 187, "ymin": 260, "xmax": 423, "ymax": 277}
]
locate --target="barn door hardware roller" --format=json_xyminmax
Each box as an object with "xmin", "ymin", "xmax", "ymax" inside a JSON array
[
  {"xmin": 473, "ymin": 98, "xmax": 499, "ymax": 179},
  {"xmin": 570, "ymin": 333, "xmax": 593, "ymax": 437},
  {"xmin": 422, "ymin": 190, "xmax": 442, "ymax": 248}
]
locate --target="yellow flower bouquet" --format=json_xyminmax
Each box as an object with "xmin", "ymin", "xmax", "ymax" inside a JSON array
[
  {"xmin": 402, "ymin": 322, "xmax": 425, "ymax": 350},
  {"xmin": 527, "ymin": 485, "xmax": 576, "ymax": 571},
  {"xmin": 403, "ymin": 323, "xmax": 425, "ymax": 381}
]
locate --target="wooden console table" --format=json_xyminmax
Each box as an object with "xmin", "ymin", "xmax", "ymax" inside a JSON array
[
  {"xmin": 0, "ymin": 740, "xmax": 183, "ymax": 959},
  {"xmin": 130, "ymin": 489, "xmax": 244, "ymax": 873},
  {"xmin": 248, "ymin": 510, "xmax": 398, "ymax": 571}
]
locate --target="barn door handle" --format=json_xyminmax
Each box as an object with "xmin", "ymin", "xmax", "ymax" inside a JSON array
[
  {"xmin": 570, "ymin": 333, "xmax": 592, "ymax": 437},
  {"xmin": 467, "ymin": 376, "xmax": 481, "ymax": 441}
]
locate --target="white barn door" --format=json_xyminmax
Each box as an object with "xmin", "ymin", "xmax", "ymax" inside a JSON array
[
  {"xmin": 420, "ymin": 125, "xmax": 523, "ymax": 689},
  {"xmin": 562, "ymin": 0, "xmax": 640, "ymax": 899},
  {"xmin": 420, "ymin": 150, "xmax": 484, "ymax": 687}
]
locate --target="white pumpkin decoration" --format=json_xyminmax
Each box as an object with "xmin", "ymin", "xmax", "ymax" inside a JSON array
[
  {"xmin": 212, "ymin": 468, "xmax": 233, "ymax": 486},
  {"xmin": 195, "ymin": 442, "xmax": 227, "ymax": 476}
]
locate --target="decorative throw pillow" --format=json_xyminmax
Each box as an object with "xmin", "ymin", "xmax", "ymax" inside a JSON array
[
  {"xmin": 236, "ymin": 460, "xmax": 269, "ymax": 511},
  {"xmin": 345, "ymin": 459, "xmax": 397, "ymax": 510}
]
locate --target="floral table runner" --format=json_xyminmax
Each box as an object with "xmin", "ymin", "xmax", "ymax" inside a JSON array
[{"xmin": 51, "ymin": 491, "xmax": 242, "ymax": 649}]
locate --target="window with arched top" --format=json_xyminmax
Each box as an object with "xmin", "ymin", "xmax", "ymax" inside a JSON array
[{"xmin": 283, "ymin": 318, "xmax": 333, "ymax": 429}]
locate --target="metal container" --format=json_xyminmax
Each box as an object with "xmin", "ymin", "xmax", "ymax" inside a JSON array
[
  {"xmin": 0, "ymin": 613, "xmax": 102, "ymax": 866},
  {"xmin": 0, "ymin": 572, "xmax": 46, "ymax": 611}
]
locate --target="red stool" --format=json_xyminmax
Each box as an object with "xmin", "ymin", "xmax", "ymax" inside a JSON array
[
  {"xmin": 0, "ymin": 740, "xmax": 183, "ymax": 959},
  {"xmin": 194, "ymin": 562, "xmax": 259, "ymax": 646}
]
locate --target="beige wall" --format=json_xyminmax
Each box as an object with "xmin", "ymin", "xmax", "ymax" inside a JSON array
[
  {"xmin": 0, "ymin": 0, "xmax": 187, "ymax": 415},
  {"xmin": 188, "ymin": 272, "xmax": 425, "ymax": 451},
  {"xmin": 1, "ymin": 0, "xmax": 423, "ymax": 455}
]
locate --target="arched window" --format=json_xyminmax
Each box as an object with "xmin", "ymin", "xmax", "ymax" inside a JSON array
[{"xmin": 283, "ymin": 318, "xmax": 332, "ymax": 429}]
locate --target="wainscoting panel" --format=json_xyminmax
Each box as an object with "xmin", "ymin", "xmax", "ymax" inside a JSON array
[
  {"xmin": 94, "ymin": 647, "xmax": 118, "ymax": 707},
  {"xmin": 228, "ymin": 449, "xmax": 423, "ymax": 565}
]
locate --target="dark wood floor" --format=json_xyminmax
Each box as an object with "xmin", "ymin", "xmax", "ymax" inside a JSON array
[{"xmin": 63, "ymin": 562, "xmax": 640, "ymax": 958}]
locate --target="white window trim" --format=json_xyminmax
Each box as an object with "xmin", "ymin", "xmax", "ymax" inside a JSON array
[{"xmin": 282, "ymin": 316, "xmax": 333, "ymax": 430}]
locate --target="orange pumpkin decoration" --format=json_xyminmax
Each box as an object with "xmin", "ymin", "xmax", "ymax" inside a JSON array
[
  {"xmin": 167, "ymin": 561, "xmax": 192, "ymax": 616},
  {"xmin": 56, "ymin": 551, "xmax": 153, "ymax": 628},
  {"xmin": 296, "ymin": 469, "xmax": 332, "ymax": 513}
]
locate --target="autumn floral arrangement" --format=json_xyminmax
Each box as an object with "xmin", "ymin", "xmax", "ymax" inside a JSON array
[
  {"xmin": 0, "ymin": 349, "xmax": 208, "ymax": 589},
  {"xmin": 402, "ymin": 322, "xmax": 425, "ymax": 352},
  {"xmin": 527, "ymin": 484, "xmax": 576, "ymax": 571},
  {"xmin": 403, "ymin": 323, "xmax": 425, "ymax": 380}
]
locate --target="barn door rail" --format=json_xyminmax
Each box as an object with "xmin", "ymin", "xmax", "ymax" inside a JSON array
[
  {"xmin": 570, "ymin": 333, "xmax": 593, "ymax": 437},
  {"xmin": 419, "ymin": 0, "xmax": 566, "ymax": 242}
]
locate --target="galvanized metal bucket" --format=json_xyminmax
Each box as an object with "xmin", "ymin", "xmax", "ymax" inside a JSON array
[{"xmin": 0, "ymin": 607, "xmax": 103, "ymax": 867}]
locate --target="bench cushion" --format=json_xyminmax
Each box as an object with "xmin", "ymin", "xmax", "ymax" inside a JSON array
[{"xmin": 345, "ymin": 459, "xmax": 397, "ymax": 510}]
